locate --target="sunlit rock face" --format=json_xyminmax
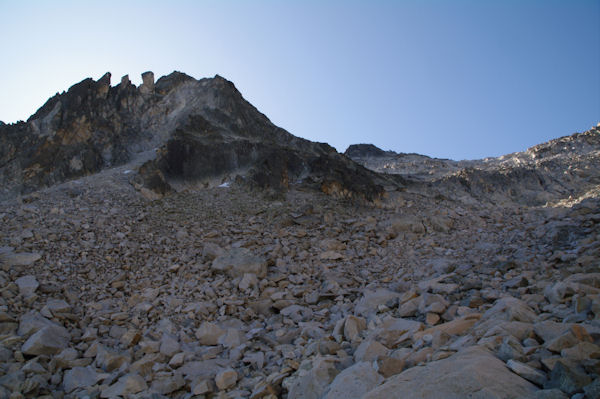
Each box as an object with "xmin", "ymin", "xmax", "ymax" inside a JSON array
[{"xmin": 346, "ymin": 126, "xmax": 600, "ymax": 206}]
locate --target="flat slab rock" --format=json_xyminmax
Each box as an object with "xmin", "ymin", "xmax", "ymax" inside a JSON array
[{"xmin": 363, "ymin": 345, "xmax": 538, "ymax": 399}]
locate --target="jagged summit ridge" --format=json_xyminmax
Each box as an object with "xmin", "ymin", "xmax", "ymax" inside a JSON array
[{"xmin": 0, "ymin": 71, "xmax": 386, "ymax": 201}]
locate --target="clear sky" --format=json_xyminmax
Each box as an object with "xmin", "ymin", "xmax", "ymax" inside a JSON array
[{"xmin": 1, "ymin": 1, "xmax": 598, "ymax": 160}]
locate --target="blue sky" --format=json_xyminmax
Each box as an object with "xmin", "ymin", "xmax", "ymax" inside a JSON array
[{"xmin": 1, "ymin": 1, "xmax": 598, "ymax": 160}]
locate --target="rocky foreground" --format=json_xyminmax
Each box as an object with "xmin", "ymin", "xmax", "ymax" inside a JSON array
[{"xmin": 0, "ymin": 142, "xmax": 599, "ymax": 398}]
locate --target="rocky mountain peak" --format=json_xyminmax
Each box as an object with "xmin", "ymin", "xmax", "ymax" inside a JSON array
[{"xmin": 1, "ymin": 71, "xmax": 387, "ymax": 202}]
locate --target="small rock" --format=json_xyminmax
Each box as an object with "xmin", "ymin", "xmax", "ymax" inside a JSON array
[
  {"xmin": 192, "ymin": 378, "xmax": 215, "ymax": 395},
  {"xmin": 507, "ymin": 359, "xmax": 547, "ymax": 386},
  {"xmin": 151, "ymin": 373, "xmax": 185, "ymax": 394}
]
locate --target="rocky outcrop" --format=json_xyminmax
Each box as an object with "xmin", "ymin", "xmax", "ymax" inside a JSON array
[
  {"xmin": 346, "ymin": 126, "xmax": 600, "ymax": 206},
  {"xmin": 0, "ymin": 71, "xmax": 386, "ymax": 201}
]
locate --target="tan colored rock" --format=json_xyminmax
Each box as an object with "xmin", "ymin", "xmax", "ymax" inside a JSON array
[
  {"xmin": 95, "ymin": 346, "xmax": 130, "ymax": 371},
  {"xmin": 343, "ymin": 316, "xmax": 366, "ymax": 342},
  {"xmin": 215, "ymin": 368, "xmax": 238, "ymax": 390},
  {"xmin": 560, "ymin": 341, "xmax": 600, "ymax": 361},
  {"xmin": 100, "ymin": 373, "xmax": 147, "ymax": 398},
  {"xmin": 354, "ymin": 339, "xmax": 389, "ymax": 362},
  {"xmin": 413, "ymin": 314, "xmax": 481, "ymax": 341},
  {"xmin": 131, "ymin": 353, "xmax": 161, "ymax": 376},
  {"xmin": 191, "ymin": 378, "xmax": 215, "ymax": 395}
]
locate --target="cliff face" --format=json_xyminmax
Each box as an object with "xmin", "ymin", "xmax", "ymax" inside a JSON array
[{"xmin": 0, "ymin": 71, "xmax": 385, "ymax": 201}]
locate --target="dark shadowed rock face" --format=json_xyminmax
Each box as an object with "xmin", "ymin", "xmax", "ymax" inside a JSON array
[
  {"xmin": 0, "ymin": 71, "xmax": 386, "ymax": 201},
  {"xmin": 147, "ymin": 113, "xmax": 386, "ymax": 201}
]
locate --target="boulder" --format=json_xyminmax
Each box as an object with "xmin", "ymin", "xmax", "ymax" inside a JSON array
[
  {"xmin": 363, "ymin": 346, "xmax": 538, "ymax": 399},
  {"xmin": 322, "ymin": 362, "xmax": 383, "ymax": 399}
]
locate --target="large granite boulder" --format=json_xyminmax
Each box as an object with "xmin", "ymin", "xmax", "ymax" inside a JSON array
[{"xmin": 363, "ymin": 346, "xmax": 538, "ymax": 399}]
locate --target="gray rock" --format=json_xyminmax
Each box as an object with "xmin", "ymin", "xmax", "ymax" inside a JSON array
[
  {"xmin": 18, "ymin": 311, "xmax": 61, "ymax": 336},
  {"xmin": 322, "ymin": 362, "xmax": 383, "ymax": 399},
  {"xmin": 151, "ymin": 373, "xmax": 185, "ymax": 394},
  {"xmin": 160, "ymin": 333, "xmax": 180, "ymax": 357},
  {"xmin": 533, "ymin": 389, "xmax": 568, "ymax": 399},
  {"xmin": 583, "ymin": 379, "xmax": 600, "ymax": 399},
  {"xmin": 287, "ymin": 357, "xmax": 339, "ymax": 399},
  {"xmin": 15, "ymin": 275, "xmax": 39, "ymax": 296},
  {"xmin": 355, "ymin": 289, "xmax": 401, "ymax": 317},
  {"xmin": 63, "ymin": 366, "xmax": 99, "ymax": 393},
  {"xmin": 21, "ymin": 325, "xmax": 70, "ymax": 355},
  {"xmin": 482, "ymin": 296, "xmax": 537, "ymax": 323},
  {"xmin": 544, "ymin": 361, "xmax": 591, "ymax": 396}
]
